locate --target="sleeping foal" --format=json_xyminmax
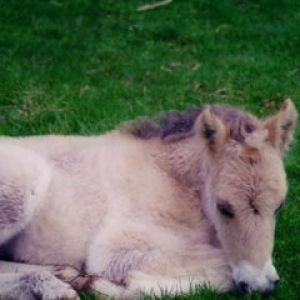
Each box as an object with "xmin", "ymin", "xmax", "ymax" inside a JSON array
[{"xmin": 0, "ymin": 100, "xmax": 297, "ymax": 299}]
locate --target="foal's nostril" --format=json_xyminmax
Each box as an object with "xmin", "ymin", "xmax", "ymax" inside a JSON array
[
  {"xmin": 273, "ymin": 279, "xmax": 280, "ymax": 287},
  {"xmin": 238, "ymin": 281, "xmax": 249, "ymax": 293}
]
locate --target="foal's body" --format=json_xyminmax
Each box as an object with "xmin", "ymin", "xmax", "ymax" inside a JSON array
[
  {"xmin": 0, "ymin": 101, "xmax": 297, "ymax": 299},
  {"xmin": 2, "ymin": 134, "xmax": 213, "ymax": 269},
  {"xmin": 0, "ymin": 133, "xmax": 228, "ymax": 297}
]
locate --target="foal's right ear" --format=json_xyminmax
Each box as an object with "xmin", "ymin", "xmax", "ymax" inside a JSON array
[{"xmin": 195, "ymin": 106, "xmax": 229, "ymax": 153}]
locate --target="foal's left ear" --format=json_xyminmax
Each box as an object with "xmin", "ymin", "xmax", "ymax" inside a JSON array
[
  {"xmin": 195, "ymin": 106, "xmax": 229, "ymax": 153},
  {"xmin": 263, "ymin": 99, "xmax": 298, "ymax": 155}
]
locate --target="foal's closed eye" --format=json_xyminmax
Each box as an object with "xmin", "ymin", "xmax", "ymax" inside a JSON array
[{"xmin": 217, "ymin": 203, "xmax": 234, "ymax": 218}]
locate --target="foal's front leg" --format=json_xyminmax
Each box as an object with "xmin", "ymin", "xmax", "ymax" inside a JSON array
[
  {"xmin": 121, "ymin": 245, "xmax": 232, "ymax": 297},
  {"xmin": 88, "ymin": 260, "xmax": 230, "ymax": 300},
  {"xmin": 87, "ymin": 234, "xmax": 231, "ymax": 299}
]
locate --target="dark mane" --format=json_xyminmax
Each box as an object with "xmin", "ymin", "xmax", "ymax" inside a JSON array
[{"xmin": 123, "ymin": 104, "xmax": 259, "ymax": 143}]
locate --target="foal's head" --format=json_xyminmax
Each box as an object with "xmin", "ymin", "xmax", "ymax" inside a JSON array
[{"xmin": 199, "ymin": 100, "xmax": 298, "ymax": 293}]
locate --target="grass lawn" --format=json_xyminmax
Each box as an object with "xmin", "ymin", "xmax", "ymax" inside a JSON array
[{"xmin": 1, "ymin": 0, "xmax": 300, "ymax": 299}]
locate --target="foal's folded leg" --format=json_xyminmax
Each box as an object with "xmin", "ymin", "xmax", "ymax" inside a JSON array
[
  {"xmin": 89, "ymin": 268, "xmax": 230, "ymax": 300},
  {"xmin": 0, "ymin": 260, "xmax": 107, "ymax": 299},
  {"xmin": 122, "ymin": 244, "xmax": 232, "ymax": 295},
  {"xmin": 0, "ymin": 267, "xmax": 79, "ymax": 300},
  {"xmin": 88, "ymin": 245, "xmax": 232, "ymax": 299},
  {"xmin": 89, "ymin": 272, "xmax": 223, "ymax": 300}
]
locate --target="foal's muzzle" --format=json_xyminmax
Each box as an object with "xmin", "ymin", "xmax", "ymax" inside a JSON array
[
  {"xmin": 232, "ymin": 261, "xmax": 280, "ymax": 294},
  {"xmin": 235, "ymin": 278, "xmax": 279, "ymax": 294}
]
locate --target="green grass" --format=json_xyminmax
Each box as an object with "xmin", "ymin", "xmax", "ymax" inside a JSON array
[{"xmin": 1, "ymin": 0, "xmax": 300, "ymax": 299}]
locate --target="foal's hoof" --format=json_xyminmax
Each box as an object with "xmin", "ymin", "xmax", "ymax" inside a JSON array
[
  {"xmin": 53, "ymin": 265, "xmax": 97, "ymax": 291},
  {"xmin": 53, "ymin": 266, "xmax": 80, "ymax": 282},
  {"xmin": 70, "ymin": 274, "xmax": 97, "ymax": 291}
]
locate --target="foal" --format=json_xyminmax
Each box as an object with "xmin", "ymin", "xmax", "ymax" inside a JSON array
[{"xmin": 0, "ymin": 100, "xmax": 297, "ymax": 299}]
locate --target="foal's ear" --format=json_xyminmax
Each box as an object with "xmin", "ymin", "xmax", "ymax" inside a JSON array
[
  {"xmin": 195, "ymin": 106, "xmax": 228, "ymax": 152},
  {"xmin": 263, "ymin": 99, "xmax": 298, "ymax": 155}
]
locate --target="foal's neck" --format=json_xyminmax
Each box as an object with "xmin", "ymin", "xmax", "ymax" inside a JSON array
[
  {"xmin": 151, "ymin": 137, "xmax": 212, "ymax": 191},
  {"xmin": 151, "ymin": 137, "xmax": 218, "ymax": 242}
]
